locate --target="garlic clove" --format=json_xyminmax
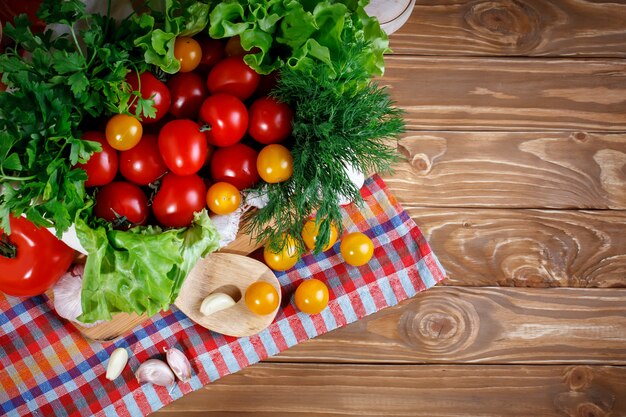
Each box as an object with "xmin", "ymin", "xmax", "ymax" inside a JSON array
[
  {"xmin": 165, "ymin": 347, "xmax": 192, "ymax": 382},
  {"xmin": 135, "ymin": 359, "xmax": 175, "ymax": 387},
  {"xmin": 200, "ymin": 293, "xmax": 236, "ymax": 316},
  {"xmin": 106, "ymin": 348, "xmax": 128, "ymax": 381}
]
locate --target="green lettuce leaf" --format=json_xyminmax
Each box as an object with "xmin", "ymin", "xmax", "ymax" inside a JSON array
[{"xmin": 77, "ymin": 210, "xmax": 220, "ymax": 323}]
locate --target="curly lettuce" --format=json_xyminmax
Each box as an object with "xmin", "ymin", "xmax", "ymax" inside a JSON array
[
  {"xmin": 76, "ymin": 210, "xmax": 220, "ymax": 322},
  {"xmin": 208, "ymin": 0, "xmax": 389, "ymax": 76}
]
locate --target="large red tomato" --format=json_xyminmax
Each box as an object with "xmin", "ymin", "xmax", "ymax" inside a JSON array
[
  {"xmin": 210, "ymin": 143, "xmax": 260, "ymax": 190},
  {"xmin": 76, "ymin": 131, "xmax": 118, "ymax": 187},
  {"xmin": 0, "ymin": 216, "xmax": 74, "ymax": 297},
  {"xmin": 158, "ymin": 119, "xmax": 207, "ymax": 175},
  {"xmin": 167, "ymin": 72, "xmax": 208, "ymax": 119},
  {"xmin": 199, "ymin": 94, "xmax": 248, "ymax": 147},
  {"xmin": 207, "ymin": 56, "xmax": 260, "ymax": 101},
  {"xmin": 119, "ymin": 134, "xmax": 168, "ymax": 185},
  {"xmin": 248, "ymin": 97, "xmax": 293, "ymax": 144},
  {"xmin": 94, "ymin": 182, "xmax": 150, "ymax": 227},
  {"xmin": 127, "ymin": 72, "xmax": 171, "ymax": 123},
  {"xmin": 196, "ymin": 35, "xmax": 225, "ymax": 74},
  {"xmin": 152, "ymin": 173, "xmax": 207, "ymax": 228}
]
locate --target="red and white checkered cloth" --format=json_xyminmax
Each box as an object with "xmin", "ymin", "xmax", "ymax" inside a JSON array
[{"xmin": 0, "ymin": 174, "xmax": 445, "ymax": 416}]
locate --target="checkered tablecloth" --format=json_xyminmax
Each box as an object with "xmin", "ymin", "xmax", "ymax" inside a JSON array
[{"xmin": 0, "ymin": 174, "xmax": 445, "ymax": 417}]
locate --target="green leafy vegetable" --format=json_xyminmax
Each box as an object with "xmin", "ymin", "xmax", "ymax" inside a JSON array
[
  {"xmin": 243, "ymin": 39, "xmax": 404, "ymax": 253},
  {"xmin": 77, "ymin": 210, "xmax": 220, "ymax": 323},
  {"xmin": 208, "ymin": 0, "xmax": 389, "ymax": 77}
]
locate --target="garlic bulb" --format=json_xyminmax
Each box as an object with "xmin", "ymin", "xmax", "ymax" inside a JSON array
[
  {"xmin": 135, "ymin": 359, "xmax": 175, "ymax": 387},
  {"xmin": 52, "ymin": 264, "xmax": 104, "ymax": 327},
  {"xmin": 165, "ymin": 347, "xmax": 192, "ymax": 382}
]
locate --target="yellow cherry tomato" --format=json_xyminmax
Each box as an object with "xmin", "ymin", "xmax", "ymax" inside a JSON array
[
  {"xmin": 206, "ymin": 182, "xmax": 241, "ymax": 215},
  {"xmin": 174, "ymin": 37, "xmax": 202, "ymax": 73},
  {"xmin": 339, "ymin": 232, "xmax": 374, "ymax": 267},
  {"xmin": 295, "ymin": 279, "xmax": 329, "ymax": 314},
  {"xmin": 257, "ymin": 144, "xmax": 293, "ymax": 183},
  {"xmin": 263, "ymin": 235, "xmax": 299, "ymax": 271},
  {"xmin": 105, "ymin": 114, "xmax": 143, "ymax": 151},
  {"xmin": 301, "ymin": 219, "xmax": 338, "ymax": 252},
  {"xmin": 245, "ymin": 281, "xmax": 279, "ymax": 315}
]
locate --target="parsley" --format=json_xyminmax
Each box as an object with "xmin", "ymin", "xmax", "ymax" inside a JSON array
[{"xmin": 0, "ymin": 1, "xmax": 155, "ymax": 235}]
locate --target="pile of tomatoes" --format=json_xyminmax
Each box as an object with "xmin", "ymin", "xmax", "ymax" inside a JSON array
[{"xmin": 78, "ymin": 35, "xmax": 295, "ymax": 229}]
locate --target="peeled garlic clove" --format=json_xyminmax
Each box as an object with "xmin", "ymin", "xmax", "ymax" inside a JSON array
[
  {"xmin": 106, "ymin": 348, "xmax": 128, "ymax": 381},
  {"xmin": 165, "ymin": 347, "xmax": 192, "ymax": 382},
  {"xmin": 200, "ymin": 293, "xmax": 236, "ymax": 316},
  {"xmin": 135, "ymin": 359, "xmax": 175, "ymax": 387}
]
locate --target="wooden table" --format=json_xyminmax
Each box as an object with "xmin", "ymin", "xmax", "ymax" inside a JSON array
[{"xmin": 158, "ymin": 2, "xmax": 626, "ymax": 415}]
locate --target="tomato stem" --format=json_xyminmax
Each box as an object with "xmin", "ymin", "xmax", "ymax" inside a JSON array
[
  {"xmin": 199, "ymin": 124, "xmax": 212, "ymax": 132},
  {"xmin": 0, "ymin": 233, "xmax": 17, "ymax": 259}
]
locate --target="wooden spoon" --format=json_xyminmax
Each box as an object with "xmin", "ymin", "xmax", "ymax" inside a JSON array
[{"xmin": 174, "ymin": 252, "xmax": 281, "ymax": 338}]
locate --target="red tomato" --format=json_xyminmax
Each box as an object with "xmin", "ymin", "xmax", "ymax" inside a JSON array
[
  {"xmin": 0, "ymin": 216, "xmax": 74, "ymax": 297},
  {"xmin": 167, "ymin": 72, "xmax": 208, "ymax": 119},
  {"xmin": 127, "ymin": 71, "xmax": 171, "ymax": 123},
  {"xmin": 196, "ymin": 35, "xmax": 225, "ymax": 73},
  {"xmin": 94, "ymin": 182, "xmax": 150, "ymax": 226},
  {"xmin": 207, "ymin": 56, "xmax": 260, "ymax": 101},
  {"xmin": 199, "ymin": 94, "xmax": 248, "ymax": 147},
  {"xmin": 119, "ymin": 134, "xmax": 168, "ymax": 185},
  {"xmin": 158, "ymin": 119, "xmax": 207, "ymax": 176},
  {"xmin": 152, "ymin": 173, "xmax": 207, "ymax": 228},
  {"xmin": 210, "ymin": 143, "xmax": 260, "ymax": 190},
  {"xmin": 76, "ymin": 131, "xmax": 118, "ymax": 187},
  {"xmin": 248, "ymin": 97, "xmax": 293, "ymax": 144},
  {"xmin": 255, "ymin": 72, "xmax": 279, "ymax": 97}
]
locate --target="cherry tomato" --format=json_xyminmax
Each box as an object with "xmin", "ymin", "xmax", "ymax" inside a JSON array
[
  {"xmin": 263, "ymin": 235, "xmax": 299, "ymax": 271},
  {"xmin": 255, "ymin": 71, "xmax": 279, "ymax": 97},
  {"xmin": 196, "ymin": 35, "xmax": 225, "ymax": 73},
  {"xmin": 174, "ymin": 36, "xmax": 202, "ymax": 73},
  {"xmin": 244, "ymin": 281, "xmax": 279, "ymax": 315},
  {"xmin": 199, "ymin": 94, "xmax": 248, "ymax": 147},
  {"xmin": 106, "ymin": 114, "xmax": 143, "ymax": 151},
  {"xmin": 207, "ymin": 56, "xmax": 260, "ymax": 101},
  {"xmin": 119, "ymin": 134, "xmax": 168, "ymax": 185},
  {"xmin": 76, "ymin": 131, "xmax": 118, "ymax": 187},
  {"xmin": 167, "ymin": 72, "xmax": 208, "ymax": 119},
  {"xmin": 248, "ymin": 97, "xmax": 293, "ymax": 144},
  {"xmin": 294, "ymin": 279, "xmax": 329, "ymax": 314},
  {"xmin": 126, "ymin": 71, "xmax": 171, "ymax": 123},
  {"xmin": 152, "ymin": 173, "xmax": 207, "ymax": 228},
  {"xmin": 257, "ymin": 144, "xmax": 293, "ymax": 183},
  {"xmin": 158, "ymin": 119, "xmax": 207, "ymax": 176},
  {"xmin": 206, "ymin": 182, "xmax": 241, "ymax": 215},
  {"xmin": 210, "ymin": 143, "xmax": 260, "ymax": 190},
  {"xmin": 301, "ymin": 219, "xmax": 338, "ymax": 252},
  {"xmin": 94, "ymin": 182, "xmax": 149, "ymax": 226},
  {"xmin": 0, "ymin": 216, "xmax": 74, "ymax": 297},
  {"xmin": 224, "ymin": 35, "xmax": 247, "ymax": 57},
  {"xmin": 339, "ymin": 232, "xmax": 374, "ymax": 267}
]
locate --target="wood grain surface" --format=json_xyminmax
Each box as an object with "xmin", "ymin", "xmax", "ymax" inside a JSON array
[
  {"xmin": 390, "ymin": 0, "xmax": 626, "ymax": 57},
  {"xmin": 389, "ymin": 132, "xmax": 626, "ymax": 209},
  {"xmin": 403, "ymin": 209, "xmax": 626, "ymax": 287},
  {"xmin": 269, "ymin": 287, "xmax": 626, "ymax": 364},
  {"xmin": 157, "ymin": 364, "xmax": 626, "ymax": 417},
  {"xmin": 158, "ymin": 2, "xmax": 626, "ymax": 415},
  {"xmin": 382, "ymin": 57, "xmax": 626, "ymax": 131}
]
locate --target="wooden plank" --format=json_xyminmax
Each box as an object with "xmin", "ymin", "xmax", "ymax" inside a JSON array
[
  {"xmin": 271, "ymin": 287, "xmax": 626, "ymax": 364},
  {"xmin": 400, "ymin": 208, "xmax": 626, "ymax": 287},
  {"xmin": 390, "ymin": 0, "xmax": 626, "ymax": 57},
  {"xmin": 382, "ymin": 56, "xmax": 626, "ymax": 131},
  {"xmin": 388, "ymin": 132, "xmax": 626, "ymax": 209},
  {"xmin": 156, "ymin": 364, "xmax": 626, "ymax": 416}
]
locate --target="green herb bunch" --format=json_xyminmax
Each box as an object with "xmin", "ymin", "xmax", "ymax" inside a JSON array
[{"xmin": 243, "ymin": 39, "xmax": 405, "ymax": 253}]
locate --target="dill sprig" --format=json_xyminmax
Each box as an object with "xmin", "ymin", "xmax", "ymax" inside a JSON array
[{"xmin": 242, "ymin": 40, "xmax": 405, "ymax": 253}]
